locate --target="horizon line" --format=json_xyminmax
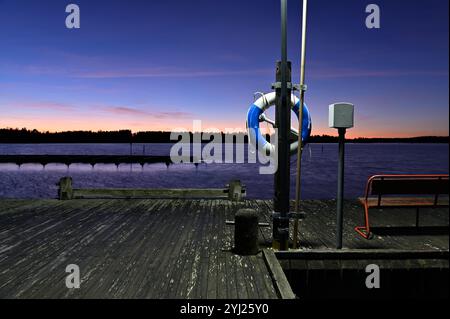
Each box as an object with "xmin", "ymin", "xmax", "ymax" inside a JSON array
[{"xmin": 0, "ymin": 127, "xmax": 448, "ymax": 140}]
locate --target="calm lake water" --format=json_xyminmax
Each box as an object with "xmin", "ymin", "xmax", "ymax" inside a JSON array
[{"xmin": 0, "ymin": 143, "xmax": 448, "ymax": 199}]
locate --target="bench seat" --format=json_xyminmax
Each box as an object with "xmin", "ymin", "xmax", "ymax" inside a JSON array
[
  {"xmin": 355, "ymin": 174, "xmax": 449, "ymax": 239},
  {"xmin": 358, "ymin": 197, "xmax": 449, "ymax": 208}
]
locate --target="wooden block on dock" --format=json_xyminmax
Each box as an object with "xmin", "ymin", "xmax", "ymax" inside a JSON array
[
  {"xmin": 227, "ymin": 180, "xmax": 246, "ymax": 202},
  {"xmin": 72, "ymin": 187, "xmax": 229, "ymax": 199},
  {"xmin": 58, "ymin": 177, "xmax": 246, "ymax": 201}
]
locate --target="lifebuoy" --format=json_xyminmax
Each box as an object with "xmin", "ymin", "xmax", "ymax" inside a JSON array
[{"xmin": 247, "ymin": 92, "xmax": 311, "ymax": 156}]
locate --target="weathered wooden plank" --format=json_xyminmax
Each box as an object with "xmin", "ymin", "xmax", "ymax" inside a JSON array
[
  {"xmin": 43, "ymin": 200, "xmax": 146, "ymax": 298},
  {"xmin": 0, "ymin": 200, "xmax": 115, "ymax": 293},
  {"xmin": 101, "ymin": 200, "xmax": 170, "ymax": 298},
  {"xmin": 275, "ymin": 249, "xmax": 449, "ymax": 260},
  {"xmin": 206, "ymin": 201, "xmax": 219, "ymax": 299},
  {"xmin": 245, "ymin": 255, "xmax": 267, "ymax": 299},
  {"xmin": 215, "ymin": 201, "xmax": 228, "ymax": 299},
  {"xmin": 144, "ymin": 200, "xmax": 188, "ymax": 298},
  {"xmin": 175, "ymin": 201, "xmax": 203, "ymax": 299},
  {"xmin": 0, "ymin": 200, "xmax": 125, "ymax": 298},
  {"xmin": 164, "ymin": 201, "xmax": 197, "ymax": 298},
  {"xmin": 262, "ymin": 249, "xmax": 296, "ymax": 299},
  {"xmin": 234, "ymin": 255, "xmax": 249, "ymax": 299},
  {"xmin": 72, "ymin": 188, "xmax": 231, "ymax": 200},
  {"xmin": 254, "ymin": 254, "xmax": 278, "ymax": 298}
]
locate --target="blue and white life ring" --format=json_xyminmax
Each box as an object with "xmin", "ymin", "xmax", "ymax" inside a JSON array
[{"xmin": 247, "ymin": 92, "xmax": 311, "ymax": 156}]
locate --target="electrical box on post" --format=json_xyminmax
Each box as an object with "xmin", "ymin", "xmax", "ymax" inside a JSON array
[{"xmin": 328, "ymin": 103, "xmax": 354, "ymax": 129}]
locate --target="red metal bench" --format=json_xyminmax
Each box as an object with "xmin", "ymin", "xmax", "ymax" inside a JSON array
[{"xmin": 355, "ymin": 174, "xmax": 449, "ymax": 239}]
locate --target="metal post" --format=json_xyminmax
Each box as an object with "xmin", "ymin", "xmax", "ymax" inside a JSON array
[
  {"xmin": 336, "ymin": 127, "xmax": 346, "ymax": 249},
  {"xmin": 273, "ymin": 0, "xmax": 291, "ymax": 251},
  {"xmin": 293, "ymin": 0, "xmax": 308, "ymax": 249}
]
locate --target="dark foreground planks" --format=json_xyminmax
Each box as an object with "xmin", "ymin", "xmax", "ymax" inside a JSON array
[
  {"xmin": 0, "ymin": 199, "xmax": 279, "ymax": 299},
  {"xmin": 0, "ymin": 198, "xmax": 448, "ymax": 299}
]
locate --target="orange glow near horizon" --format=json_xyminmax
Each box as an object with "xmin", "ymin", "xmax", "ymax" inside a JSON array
[{"xmin": 1, "ymin": 116, "xmax": 448, "ymax": 138}]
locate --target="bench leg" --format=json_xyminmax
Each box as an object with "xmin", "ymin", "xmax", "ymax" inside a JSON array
[{"xmin": 355, "ymin": 203, "xmax": 372, "ymax": 239}]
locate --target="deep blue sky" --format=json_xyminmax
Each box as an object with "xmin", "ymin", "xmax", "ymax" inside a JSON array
[{"xmin": 0, "ymin": 0, "xmax": 448, "ymax": 137}]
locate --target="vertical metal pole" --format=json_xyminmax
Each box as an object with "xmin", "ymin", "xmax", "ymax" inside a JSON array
[
  {"xmin": 336, "ymin": 128, "xmax": 346, "ymax": 249},
  {"xmin": 293, "ymin": 0, "xmax": 308, "ymax": 249},
  {"xmin": 273, "ymin": 0, "xmax": 291, "ymax": 251}
]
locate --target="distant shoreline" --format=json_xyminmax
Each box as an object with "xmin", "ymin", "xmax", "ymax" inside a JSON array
[{"xmin": 0, "ymin": 128, "xmax": 448, "ymax": 144}]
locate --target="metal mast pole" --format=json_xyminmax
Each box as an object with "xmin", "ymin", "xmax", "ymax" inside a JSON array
[
  {"xmin": 293, "ymin": 0, "xmax": 308, "ymax": 249},
  {"xmin": 273, "ymin": 0, "xmax": 291, "ymax": 251},
  {"xmin": 336, "ymin": 127, "xmax": 346, "ymax": 249}
]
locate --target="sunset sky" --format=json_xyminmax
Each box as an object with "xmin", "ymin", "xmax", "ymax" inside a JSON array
[{"xmin": 0, "ymin": 0, "xmax": 448, "ymax": 138}]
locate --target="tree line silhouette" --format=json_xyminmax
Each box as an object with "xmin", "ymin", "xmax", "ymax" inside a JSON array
[{"xmin": 0, "ymin": 128, "xmax": 447, "ymax": 144}]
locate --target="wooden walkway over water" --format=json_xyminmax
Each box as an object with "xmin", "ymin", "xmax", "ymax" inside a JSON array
[
  {"xmin": 0, "ymin": 155, "xmax": 198, "ymax": 167},
  {"xmin": 0, "ymin": 199, "xmax": 448, "ymax": 299}
]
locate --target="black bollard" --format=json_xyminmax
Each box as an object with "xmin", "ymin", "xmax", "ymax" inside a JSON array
[{"xmin": 234, "ymin": 209, "xmax": 259, "ymax": 255}]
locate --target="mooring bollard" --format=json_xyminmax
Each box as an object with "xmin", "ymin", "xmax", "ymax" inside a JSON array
[
  {"xmin": 234, "ymin": 209, "xmax": 259, "ymax": 255},
  {"xmin": 58, "ymin": 176, "xmax": 73, "ymax": 200}
]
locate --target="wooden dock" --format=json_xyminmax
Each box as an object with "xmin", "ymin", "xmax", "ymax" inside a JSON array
[
  {"xmin": 0, "ymin": 155, "xmax": 198, "ymax": 167},
  {"xmin": 0, "ymin": 199, "xmax": 448, "ymax": 299}
]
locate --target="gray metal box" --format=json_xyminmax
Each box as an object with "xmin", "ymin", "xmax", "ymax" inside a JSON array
[{"xmin": 328, "ymin": 103, "xmax": 354, "ymax": 128}]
